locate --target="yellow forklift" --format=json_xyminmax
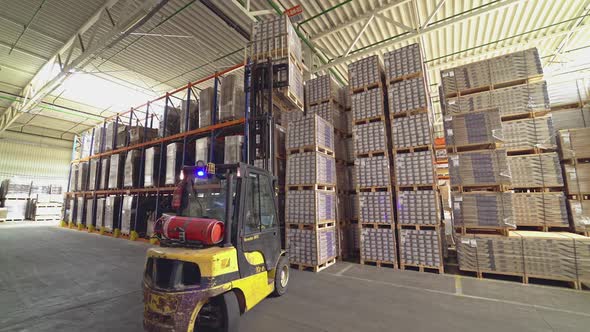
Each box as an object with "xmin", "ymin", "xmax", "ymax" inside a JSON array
[{"xmin": 143, "ymin": 59, "xmax": 290, "ymax": 332}]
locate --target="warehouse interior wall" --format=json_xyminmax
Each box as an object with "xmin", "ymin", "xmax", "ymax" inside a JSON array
[{"xmin": 0, "ymin": 131, "xmax": 72, "ymax": 189}]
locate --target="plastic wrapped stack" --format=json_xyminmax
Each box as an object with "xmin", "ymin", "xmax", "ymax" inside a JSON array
[
  {"xmin": 144, "ymin": 147, "xmax": 162, "ymax": 187},
  {"xmin": 104, "ymin": 122, "xmax": 127, "ymax": 151},
  {"xmin": 559, "ymin": 127, "xmax": 590, "ymax": 234},
  {"xmin": 108, "ymin": 154, "xmax": 124, "ymax": 189},
  {"xmin": 124, "ymin": 150, "xmax": 141, "ymax": 188},
  {"xmin": 502, "ymin": 116, "xmax": 555, "ymax": 152},
  {"xmin": 219, "ymin": 74, "xmax": 245, "ymax": 122},
  {"xmin": 508, "ymin": 153, "xmax": 563, "ymax": 188},
  {"xmin": 180, "ymin": 100, "xmax": 199, "ymax": 132},
  {"xmin": 224, "ymin": 135, "xmax": 244, "ymax": 164},
  {"xmin": 129, "ymin": 127, "xmax": 158, "ymax": 145},
  {"xmin": 348, "ymin": 53, "xmax": 398, "ymax": 268},
  {"xmin": 385, "ymin": 43, "xmax": 442, "ymax": 272},
  {"xmin": 285, "ymin": 114, "xmax": 337, "ymax": 271},
  {"xmin": 248, "ymin": 15, "xmax": 304, "ymax": 111},
  {"xmin": 199, "ymin": 87, "xmax": 215, "ymax": 128}
]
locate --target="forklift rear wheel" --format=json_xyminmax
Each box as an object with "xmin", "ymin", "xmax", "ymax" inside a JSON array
[
  {"xmin": 272, "ymin": 255, "xmax": 289, "ymax": 297},
  {"xmin": 195, "ymin": 292, "xmax": 240, "ymax": 332}
]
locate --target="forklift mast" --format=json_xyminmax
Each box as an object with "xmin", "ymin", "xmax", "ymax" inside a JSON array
[{"xmin": 245, "ymin": 58, "xmax": 288, "ymax": 176}]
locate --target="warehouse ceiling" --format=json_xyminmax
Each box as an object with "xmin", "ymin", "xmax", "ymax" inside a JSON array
[{"xmin": 1, "ymin": 0, "xmax": 589, "ymax": 141}]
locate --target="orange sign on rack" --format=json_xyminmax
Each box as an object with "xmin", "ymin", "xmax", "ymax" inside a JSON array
[{"xmin": 284, "ymin": 5, "xmax": 303, "ymax": 22}]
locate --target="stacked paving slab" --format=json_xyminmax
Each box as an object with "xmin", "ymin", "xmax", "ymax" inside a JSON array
[
  {"xmin": 304, "ymin": 75, "xmax": 356, "ymax": 259},
  {"xmin": 559, "ymin": 127, "xmax": 590, "ymax": 235},
  {"xmin": 385, "ymin": 43, "xmax": 443, "ymax": 273},
  {"xmin": 348, "ymin": 55, "xmax": 397, "ymax": 268},
  {"xmin": 285, "ymin": 114, "xmax": 337, "ymax": 272},
  {"xmin": 443, "ymin": 48, "xmax": 590, "ymax": 288}
]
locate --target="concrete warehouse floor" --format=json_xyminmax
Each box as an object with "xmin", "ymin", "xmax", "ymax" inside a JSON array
[{"xmin": 1, "ymin": 222, "xmax": 590, "ymax": 332}]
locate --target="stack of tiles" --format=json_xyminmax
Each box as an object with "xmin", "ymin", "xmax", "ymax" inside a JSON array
[
  {"xmin": 385, "ymin": 43, "xmax": 442, "ymax": 273},
  {"xmin": 443, "ymin": 109, "xmax": 502, "ymax": 148},
  {"xmin": 249, "ymin": 16, "xmax": 304, "ymax": 111},
  {"xmin": 508, "ymin": 153, "xmax": 563, "ymax": 188},
  {"xmin": 441, "ymin": 48, "xmax": 542, "ymax": 98},
  {"xmin": 349, "ymin": 54, "xmax": 397, "ymax": 268},
  {"xmin": 550, "ymin": 106, "xmax": 590, "ymax": 135},
  {"xmin": 399, "ymin": 229, "xmax": 442, "ymax": 269},
  {"xmin": 219, "ymin": 74, "xmax": 245, "ymax": 122},
  {"xmin": 445, "ymin": 81, "xmax": 549, "ymax": 118},
  {"xmin": 502, "ymin": 116, "xmax": 555, "ymax": 152},
  {"xmin": 516, "ymin": 231, "xmax": 578, "ymax": 282},
  {"xmin": 452, "ymin": 192, "xmax": 514, "ymax": 229},
  {"xmin": 285, "ymin": 114, "xmax": 337, "ymax": 271},
  {"xmin": 559, "ymin": 128, "xmax": 590, "ymax": 234},
  {"xmin": 457, "ymin": 233, "xmax": 525, "ymax": 275},
  {"xmin": 512, "ymin": 192, "xmax": 569, "ymax": 229},
  {"xmin": 448, "ymin": 149, "xmax": 511, "ymax": 187}
]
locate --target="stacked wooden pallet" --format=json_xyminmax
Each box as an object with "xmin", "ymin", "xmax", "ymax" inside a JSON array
[
  {"xmin": 559, "ymin": 128, "xmax": 590, "ymax": 235},
  {"xmin": 349, "ymin": 55, "xmax": 397, "ymax": 269},
  {"xmin": 457, "ymin": 231, "xmax": 590, "ymax": 288},
  {"xmin": 385, "ymin": 43, "xmax": 443, "ymax": 274},
  {"xmin": 304, "ymin": 74, "xmax": 354, "ymax": 259},
  {"xmin": 285, "ymin": 114, "xmax": 337, "ymax": 272}
]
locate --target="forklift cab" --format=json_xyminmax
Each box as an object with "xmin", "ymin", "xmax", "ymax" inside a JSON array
[{"xmin": 143, "ymin": 163, "xmax": 288, "ymax": 332}]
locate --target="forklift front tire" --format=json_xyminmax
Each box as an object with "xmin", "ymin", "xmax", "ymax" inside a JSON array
[{"xmin": 272, "ymin": 255, "xmax": 289, "ymax": 297}]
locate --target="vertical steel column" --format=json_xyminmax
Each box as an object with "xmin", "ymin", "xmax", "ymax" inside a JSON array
[
  {"xmin": 244, "ymin": 61, "xmax": 251, "ymax": 163},
  {"xmin": 210, "ymin": 75, "xmax": 219, "ymax": 162},
  {"xmin": 86, "ymin": 128, "xmax": 96, "ymax": 229},
  {"xmin": 113, "ymin": 116, "xmax": 120, "ymax": 151},
  {"xmin": 127, "ymin": 108, "xmax": 133, "ymax": 146},
  {"xmin": 182, "ymin": 85, "xmax": 192, "ymax": 164},
  {"xmin": 154, "ymin": 96, "xmax": 170, "ymax": 221}
]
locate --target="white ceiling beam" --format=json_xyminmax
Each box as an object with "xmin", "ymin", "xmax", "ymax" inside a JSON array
[
  {"xmin": 0, "ymin": 0, "xmax": 169, "ymax": 133},
  {"xmin": 344, "ymin": 15, "xmax": 375, "ymax": 57},
  {"xmin": 311, "ymin": 0, "xmax": 412, "ymax": 41},
  {"xmin": 314, "ymin": 0, "xmax": 525, "ymax": 73},
  {"xmin": 231, "ymin": 0, "xmax": 257, "ymax": 21},
  {"xmin": 423, "ymin": 0, "xmax": 447, "ymax": 28},
  {"xmin": 427, "ymin": 23, "xmax": 590, "ymax": 72},
  {"xmin": 547, "ymin": 6, "xmax": 590, "ymax": 65},
  {"xmin": 375, "ymin": 13, "xmax": 415, "ymax": 33}
]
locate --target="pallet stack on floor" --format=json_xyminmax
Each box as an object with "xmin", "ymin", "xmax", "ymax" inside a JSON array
[
  {"xmin": 385, "ymin": 43, "xmax": 443, "ymax": 273},
  {"xmin": 348, "ymin": 55, "xmax": 397, "ymax": 268},
  {"xmin": 559, "ymin": 127, "xmax": 590, "ymax": 236},
  {"xmin": 304, "ymin": 74, "xmax": 353, "ymax": 259},
  {"xmin": 444, "ymin": 48, "xmax": 590, "ymax": 288},
  {"xmin": 285, "ymin": 114, "xmax": 337, "ymax": 272}
]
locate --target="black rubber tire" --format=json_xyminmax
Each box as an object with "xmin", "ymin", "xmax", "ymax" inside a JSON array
[
  {"xmin": 220, "ymin": 292, "xmax": 240, "ymax": 332},
  {"xmin": 272, "ymin": 255, "xmax": 289, "ymax": 297},
  {"xmin": 196, "ymin": 292, "xmax": 240, "ymax": 332}
]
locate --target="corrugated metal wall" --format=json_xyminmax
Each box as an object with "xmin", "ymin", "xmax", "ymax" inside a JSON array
[{"xmin": 0, "ymin": 132, "xmax": 73, "ymax": 188}]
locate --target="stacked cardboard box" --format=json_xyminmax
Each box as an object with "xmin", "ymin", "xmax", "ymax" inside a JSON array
[
  {"xmin": 513, "ymin": 192, "xmax": 569, "ymax": 228},
  {"xmin": 441, "ymin": 49, "xmax": 542, "ymax": 97},
  {"xmin": 249, "ymin": 16, "xmax": 304, "ymax": 111},
  {"xmin": 508, "ymin": 153, "xmax": 563, "ymax": 188},
  {"xmin": 285, "ymin": 114, "xmax": 337, "ymax": 271},
  {"xmin": 448, "ymin": 149, "xmax": 511, "ymax": 187},
  {"xmin": 443, "ymin": 109, "xmax": 502, "ymax": 147},
  {"xmin": 452, "ymin": 192, "xmax": 514, "ymax": 229},
  {"xmin": 219, "ymin": 74, "xmax": 245, "ymax": 122},
  {"xmin": 349, "ymin": 54, "xmax": 397, "ymax": 268},
  {"xmin": 559, "ymin": 128, "xmax": 590, "ymax": 234},
  {"xmin": 503, "ymin": 116, "xmax": 555, "ymax": 151}
]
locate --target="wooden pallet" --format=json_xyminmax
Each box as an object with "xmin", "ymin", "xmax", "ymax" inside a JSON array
[
  {"xmin": 453, "ymin": 226, "xmax": 511, "ymax": 236},
  {"xmin": 451, "ymin": 184, "xmax": 509, "ymax": 192},
  {"xmin": 567, "ymin": 193, "xmax": 590, "ymax": 201},
  {"xmin": 356, "ymin": 150, "xmax": 388, "ymax": 158},
  {"xmin": 396, "ymin": 184, "xmax": 437, "ymax": 191},
  {"xmin": 506, "ymin": 146, "xmax": 556, "ymax": 156},
  {"xmin": 515, "ymin": 224, "xmax": 572, "ymax": 232},
  {"xmin": 308, "ymin": 97, "xmax": 341, "ymax": 108},
  {"xmin": 33, "ymin": 217, "xmax": 61, "ymax": 221},
  {"xmin": 444, "ymin": 75, "xmax": 544, "ymax": 99},
  {"xmin": 446, "ymin": 142, "xmax": 502, "ymax": 153},
  {"xmin": 393, "ymin": 144, "xmax": 433, "ymax": 154},
  {"xmin": 390, "ymin": 107, "xmax": 429, "ymax": 119},
  {"xmin": 286, "ymin": 222, "xmax": 336, "ymax": 230},
  {"xmin": 500, "ymin": 109, "xmax": 551, "ymax": 121},
  {"xmin": 388, "ymin": 71, "xmax": 423, "ymax": 85},
  {"xmin": 286, "ymin": 184, "xmax": 335, "ymax": 191},
  {"xmin": 351, "ymin": 82, "xmax": 383, "ymax": 94},
  {"xmin": 287, "ymin": 145, "xmax": 334, "ymax": 157},
  {"xmin": 360, "ymin": 222, "xmax": 393, "ymax": 229},
  {"xmin": 353, "ymin": 115, "xmax": 386, "ymax": 125},
  {"xmin": 290, "ymin": 258, "xmax": 336, "ymax": 273},
  {"xmin": 510, "ymin": 186, "xmax": 564, "ymax": 192},
  {"xmin": 357, "ymin": 186, "xmax": 392, "ymax": 193},
  {"xmin": 398, "ymin": 224, "xmax": 439, "ymax": 230},
  {"xmin": 360, "ymin": 259, "xmax": 397, "ymax": 269},
  {"xmin": 401, "ymin": 263, "xmax": 444, "ymax": 274}
]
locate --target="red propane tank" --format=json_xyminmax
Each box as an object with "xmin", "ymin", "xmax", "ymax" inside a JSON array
[{"xmin": 163, "ymin": 216, "xmax": 224, "ymax": 245}]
